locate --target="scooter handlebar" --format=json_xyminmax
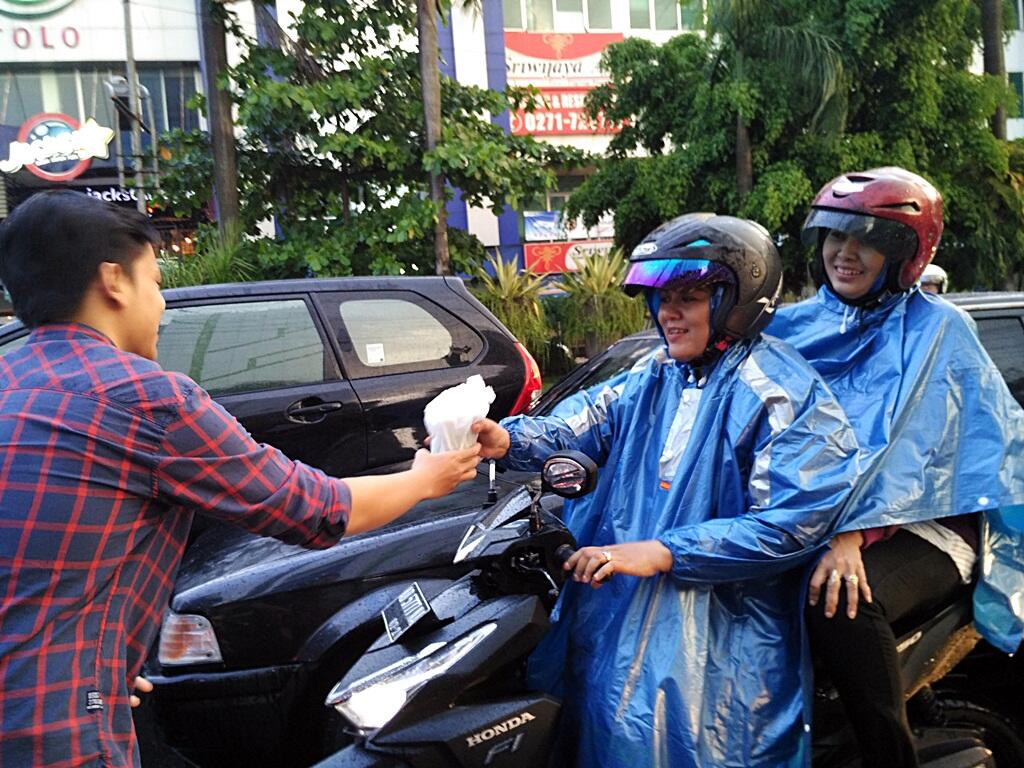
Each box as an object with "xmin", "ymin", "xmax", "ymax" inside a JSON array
[
  {"xmin": 554, "ymin": 544, "xmax": 575, "ymax": 569},
  {"xmin": 554, "ymin": 543, "xmax": 613, "ymax": 583}
]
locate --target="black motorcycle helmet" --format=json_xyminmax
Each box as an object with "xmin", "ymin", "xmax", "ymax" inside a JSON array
[{"xmin": 623, "ymin": 213, "xmax": 783, "ymax": 352}]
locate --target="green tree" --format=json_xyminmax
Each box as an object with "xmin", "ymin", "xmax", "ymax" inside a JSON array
[
  {"xmin": 155, "ymin": 1, "xmax": 579, "ymax": 278},
  {"xmin": 567, "ymin": 0, "xmax": 1023, "ymax": 290},
  {"xmin": 703, "ymin": 0, "xmax": 844, "ymax": 200}
]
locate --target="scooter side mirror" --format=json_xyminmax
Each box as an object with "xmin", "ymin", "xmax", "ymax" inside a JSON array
[{"xmin": 541, "ymin": 451, "xmax": 598, "ymax": 499}]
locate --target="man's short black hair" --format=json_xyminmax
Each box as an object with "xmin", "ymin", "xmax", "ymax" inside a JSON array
[{"xmin": 0, "ymin": 190, "xmax": 160, "ymax": 328}]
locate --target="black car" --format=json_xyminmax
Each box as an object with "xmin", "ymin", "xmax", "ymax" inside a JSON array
[
  {"xmin": 536, "ymin": 292, "xmax": 1024, "ymax": 413},
  {"xmin": 0, "ymin": 276, "xmax": 542, "ymax": 477}
]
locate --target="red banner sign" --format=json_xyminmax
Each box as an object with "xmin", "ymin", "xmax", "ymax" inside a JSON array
[
  {"xmin": 524, "ymin": 240, "xmax": 615, "ymax": 274},
  {"xmin": 504, "ymin": 31, "xmax": 622, "ymax": 61},
  {"xmin": 504, "ymin": 31, "xmax": 622, "ymax": 87},
  {"xmin": 510, "ymin": 86, "xmax": 621, "ymax": 136}
]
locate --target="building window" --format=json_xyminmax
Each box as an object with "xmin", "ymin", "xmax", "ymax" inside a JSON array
[
  {"xmin": 503, "ymin": 0, "xmax": 524, "ymax": 29},
  {"xmin": 1011, "ymin": 72, "xmax": 1024, "ymax": 119},
  {"xmin": 0, "ymin": 66, "xmax": 200, "ymax": 136},
  {"xmin": 629, "ymin": 0, "xmax": 650, "ymax": 29},
  {"xmin": 527, "ymin": 0, "xmax": 555, "ymax": 30},
  {"xmin": 0, "ymin": 73, "xmax": 44, "ymax": 127},
  {"xmin": 630, "ymin": 0, "xmax": 705, "ymax": 31},
  {"xmin": 653, "ymin": 0, "xmax": 679, "ymax": 29},
  {"xmin": 504, "ymin": 0, "xmax": 615, "ymax": 31},
  {"xmin": 680, "ymin": 0, "xmax": 706, "ymax": 30},
  {"xmin": 587, "ymin": 0, "xmax": 612, "ymax": 28},
  {"xmin": 1012, "ymin": 0, "xmax": 1023, "ymax": 30}
]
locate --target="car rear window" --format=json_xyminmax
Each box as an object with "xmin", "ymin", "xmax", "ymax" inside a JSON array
[
  {"xmin": 0, "ymin": 333, "xmax": 26, "ymax": 357},
  {"xmin": 340, "ymin": 299, "xmax": 453, "ymax": 368},
  {"xmin": 337, "ymin": 296, "xmax": 482, "ymax": 375},
  {"xmin": 158, "ymin": 299, "xmax": 327, "ymax": 396},
  {"xmin": 974, "ymin": 316, "xmax": 1024, "ymax": 407}
]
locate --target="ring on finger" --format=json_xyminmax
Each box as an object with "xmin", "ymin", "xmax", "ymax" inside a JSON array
[
  {"xmin": 600, "ymin": 550, "xmax": 613, "ymax": 565},
  {"xmin": 844, "ymin": 573, "xmax": 859, "ymax": 587},
  {"xmin": 826, "ymin": 568, "xmax": 840, "ymax": 586}
]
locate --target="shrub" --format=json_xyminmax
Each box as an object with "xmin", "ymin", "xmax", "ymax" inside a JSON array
[
  {"xmin": 161, "ymin": 224, "xmax": 257, "ymax": 288},
  {"xmin": 556, "ymin": 249, "xmax": 648, "ymax": 357},
  {"xmin": 471, "ymin": 253, "xmax": 551, "ymax": 366}
]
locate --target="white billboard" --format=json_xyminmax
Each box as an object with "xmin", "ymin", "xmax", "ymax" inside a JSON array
[{"xmin": 0, "ymin": 0, "xmax": 199, "ymax": 64}]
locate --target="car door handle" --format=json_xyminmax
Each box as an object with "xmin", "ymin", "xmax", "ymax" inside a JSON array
[{"xmin": 285, "ymin": 400, "xmax": 344, "ymax": 423}]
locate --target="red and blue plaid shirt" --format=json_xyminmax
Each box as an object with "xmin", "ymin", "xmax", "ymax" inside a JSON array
[{"xmin": 0, "ymin": 323, "xmax": 350, "ymax": 768}]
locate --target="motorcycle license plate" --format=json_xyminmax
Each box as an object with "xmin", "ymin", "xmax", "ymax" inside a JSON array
[{"xmin": 381, "ymin": 583, "xmax": 431, "ymax": 643}]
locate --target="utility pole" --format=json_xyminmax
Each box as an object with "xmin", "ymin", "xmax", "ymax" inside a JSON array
[
  {"xmin": 417, "ymin": 0, "xmax": 449, "ymax": 275},
  {"xmin": 197, "ymin": 0, "xmax": 240, "ymax": 233},
  {"xmin": 122, "ymin": 0, "xmax": 147, "ymax": 213}
]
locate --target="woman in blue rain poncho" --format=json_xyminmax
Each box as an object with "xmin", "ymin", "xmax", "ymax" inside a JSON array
[
  {"xmin": 770, "ymin": 167, "xmax": 1024, "ymax": 768},
  {"xmin": 473, "ymin": 214, "xmax": 861, "ymax": 768}
]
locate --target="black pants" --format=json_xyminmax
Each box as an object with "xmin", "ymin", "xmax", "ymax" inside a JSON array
[{"xmin": 806, "ymin": 530, "xmax": 962, "ymax": 768}]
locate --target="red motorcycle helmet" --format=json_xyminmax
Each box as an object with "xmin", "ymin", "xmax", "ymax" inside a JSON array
[{"xmin": 802, "ymin": 167, "xmax": 943, "ymax": 294}]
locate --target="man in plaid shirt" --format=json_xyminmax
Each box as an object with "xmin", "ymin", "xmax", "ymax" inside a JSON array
[{"xmin": 0, "ymin": 191, "xmax": 481, "ymax": 768}]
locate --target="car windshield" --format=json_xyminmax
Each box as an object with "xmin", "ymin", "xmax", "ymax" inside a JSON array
[
  {"xmin": 575, "ymin": 337, "xmax": 658, "ymax": 390},
  {"xmin": 536, "ymin": 335, "xmax": 660, "ymax": 416}
]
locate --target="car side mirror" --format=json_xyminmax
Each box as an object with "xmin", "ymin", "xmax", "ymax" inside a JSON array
[{"xmin": 541, "ymin": 451, "xmax": 598, "ymax": 499}]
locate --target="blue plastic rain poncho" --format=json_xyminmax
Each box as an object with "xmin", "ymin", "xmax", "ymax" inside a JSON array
[
  {"xmin": 771, "ymin": 286, "xmax": 1024, "ymax": 652},
  {"xmin": 500, "ymin": 336, "xmax": 860, "ymax": 767}
]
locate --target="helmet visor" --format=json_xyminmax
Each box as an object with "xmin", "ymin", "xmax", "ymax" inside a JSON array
[
  {"xmin": 622, "ymin": 257, "xmax": 734, "ymax": 296},
  {"xmin": 802, "ymin": 208, "xmax": 918, "ymax": 262}
]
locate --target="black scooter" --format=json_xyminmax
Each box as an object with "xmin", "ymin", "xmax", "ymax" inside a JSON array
[
  {"xmin": 313, "ymin": 450, "xmax": 1014, "ymax": 768},
  {"xmin": 312, "ymin": 451, "xmax": 593, "ymax": 768},
  {"xmin": 813, "ymin": 588, "xmax": 1022, "ymax": 768}
]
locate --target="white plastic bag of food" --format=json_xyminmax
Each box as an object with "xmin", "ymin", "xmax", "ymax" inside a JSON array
[{"xmin": 423, "ymin": 374, "xmax": 495, "ymax": 453}]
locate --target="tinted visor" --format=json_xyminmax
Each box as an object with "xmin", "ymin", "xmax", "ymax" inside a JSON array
[
  {"xmin": 802, "ymin": 208, "xmax": 917, "ymax": 261},
  {"xmin": 622, "ymin": 258, "xmax": 734, "ymax": 296}
]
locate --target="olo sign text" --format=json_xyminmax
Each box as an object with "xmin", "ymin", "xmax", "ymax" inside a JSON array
[{"xmin": 1, "ymin": 24, "xmax": 80, "ymax": 49}]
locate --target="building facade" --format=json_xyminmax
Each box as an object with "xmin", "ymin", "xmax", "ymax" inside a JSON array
[
  {"xmin": 441, "ymin": 0, "xmax": 705, "ymax": 272},
  {"xmin": 1006, "ymin": 1, "xmax": 1024, "ymax": 139},
  {"xmin": 0, "ymin": 0, "xmax": 203, "ymax": 250},
  {"xmin": 4, "ymin": 0, "xmax": 1020, "ymax": 268}
]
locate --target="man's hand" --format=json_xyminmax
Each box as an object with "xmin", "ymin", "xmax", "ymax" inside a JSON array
[
  {"xmin": 409, "ymin": 445, "xmax": 481, "ymax": 499},
  {"xmin": 471, "ymin": 418, "xmax": 511, "ymax": 460},
  {"xmin": 808, "ymin": 530, "xmax": 872, "ymax": 619},
  {"xmin": 565, "ymin": 541, "xmax": 673, "ymax": 588},
  {"xmin": 130, "ymin": 676, "xmax": 153, "ymax": 708}
]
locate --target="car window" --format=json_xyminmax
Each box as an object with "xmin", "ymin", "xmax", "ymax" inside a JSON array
[
  {"xmin": 337, "ymin": 296, "xmax": 482, "ymax": 376},
  {"xmin": 571, "ymin": 337, "xmax": 659, "ymax": 393},
  {"xmin": 0, "ymin": 333, "xmax": 27, "ymax": 357},
  {"xmin": 974, "ymin": 316, "xmax": 1024, "ymax": 407},
  {"xmin": 158, "ymin": 300, "xmax": 328, "ymax": 396}
]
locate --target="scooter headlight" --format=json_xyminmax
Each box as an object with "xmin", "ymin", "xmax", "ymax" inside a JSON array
[{"xmin": 326, "ymin": 622, "xmax": 497, "ymax": 731}]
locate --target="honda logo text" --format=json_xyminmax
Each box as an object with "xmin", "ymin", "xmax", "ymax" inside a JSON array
[{"xmin": 465, "ymin": 711, "xmax": 535, "ymax": 748}]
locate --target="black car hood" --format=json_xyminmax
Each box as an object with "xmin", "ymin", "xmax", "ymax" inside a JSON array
[{"xmin": 171, "ymin": 467, "xmax": 536, "ymax": 610}]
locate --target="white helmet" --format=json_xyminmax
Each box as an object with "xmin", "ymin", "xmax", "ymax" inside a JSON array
[{"xmin": 919, "ymin": 263, "xmax": 948, "ymax": 294}]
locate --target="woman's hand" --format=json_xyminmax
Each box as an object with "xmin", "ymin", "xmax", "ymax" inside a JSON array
[
  {"xmin": 808, "ymin": 530, "xmax": 872, "ymax": 619},
  {"xmin": 471, "ymin": 418, "xmax": 510, "ymax": 460},
  {"xmin": 565, "ymin": 541, "xmax": 673, "ymax": 588}
]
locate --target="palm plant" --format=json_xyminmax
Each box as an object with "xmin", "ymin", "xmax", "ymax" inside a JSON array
[
  {"xmin": 700, "ymin": 0, "xmax": 844, "ymax": 199},
  {"xmin": 472, "ymin": 253, "xmax": 551, "ymax": 364},
  {"xmin": 557, "ymin": 250, "xmax": 648, "ymax": 357},
  {"xmin": 160, "ymin": 224, "xmax": 256, "ymax": 288}
]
